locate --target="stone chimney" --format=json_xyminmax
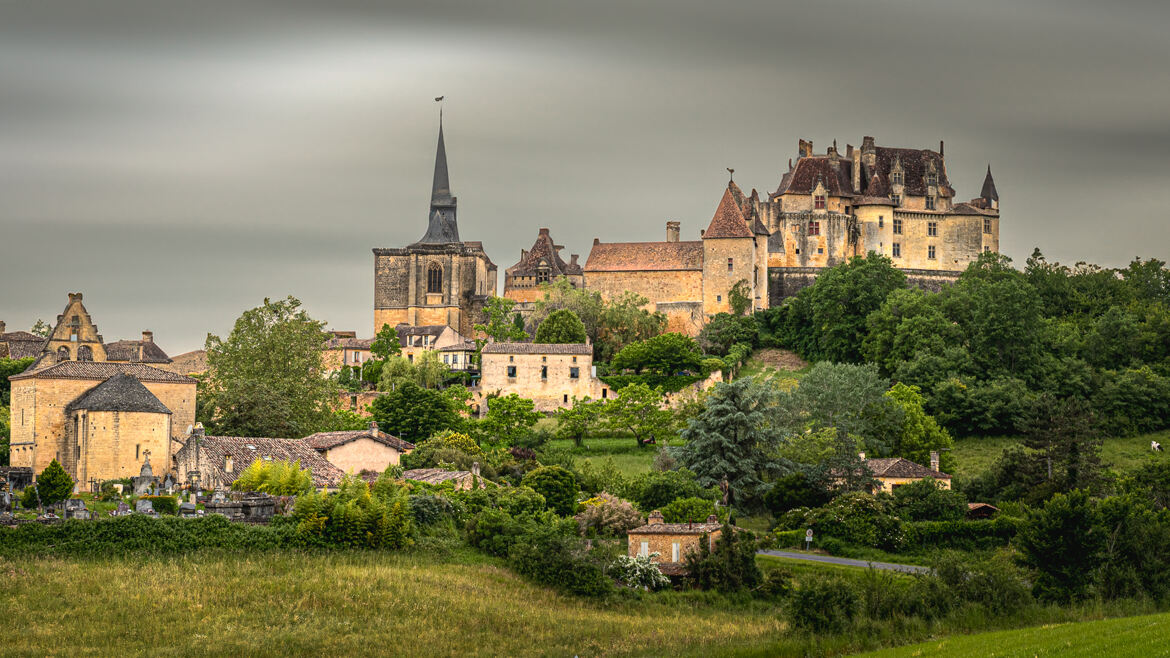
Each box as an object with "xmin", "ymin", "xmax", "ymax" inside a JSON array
[
  {"xmin": 142, "ymin": 330, "xmax": 153, "ymax": 343},
  {"xmin": 939, "ymin": 140, "xmax": 945, "ymax": 157},
  {"xmin": 798, "ymin": 138, "xmax": 813, "ymax": 158},
  {"xmin": 539, "ymin": 227, "xmax": 550, "ymax": 236},
  {"xmin": 471, "ymin": 461, "xmax": 480, "ymax": 477},
  {"xmin": 193, "ymin": 422, "xmax": 205, "ymax": 439},
  {"xmin": 858, "ymin": 452, "xmax": 866, "ymax": 461},
  {"xmin": 0, "ymin": 321, "xmax": 6, "ymax": 333},
  {"xmin": 648, "ymin": 510, "xmax": 664, "ymax": 526},
  {"xmin": 666, "ymin": 221, "xmax": 680, "ymax": 243},
  {"xmin": 569, "ymin": 254, "xmax": 579, "ymax": 267},
  {"xmin": 593, "ymin": 237, "xmax": 600, "ymax": 246},
  {"xmin": 69, "ymin": 292, "xmax": 83, "ymax": 303},
  {"xmin": 930, "ymin": 451, "xmax": 940, "ymax": 472},
  {"xmin": 827, "ymin": 139, "xmax": 839, "ymax": 160},
  {"xmin": 368, "ymin": 420, "xmax": 379, "ymax": 433},
  {"xmin": 706, "ymin": 514, "xmax": 718, "ymax": 524}
]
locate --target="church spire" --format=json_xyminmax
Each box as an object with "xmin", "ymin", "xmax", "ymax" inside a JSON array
[
  {"xmin": 980, "ymin": 164, "xmax": 999, "ymax": 202},
  {"xmin": 417, "ymin": 102, "xmax": 460, "ymax": 244}
]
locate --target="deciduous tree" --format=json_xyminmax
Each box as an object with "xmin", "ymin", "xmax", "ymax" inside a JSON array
[
  {"xmin": 534, "ymin": 309, "xmax": 588, "ymax": 344},
  {"xmin": 602, "ymin": 383, "xmax": 674, "ymax": 448}
]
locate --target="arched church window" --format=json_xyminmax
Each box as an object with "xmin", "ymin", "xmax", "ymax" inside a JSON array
[
  {"xmin": 427, "ymin": 262, "xmax": 443, "ymax": 294},
  {"xmin": 57, "ymin": 346, "xmax": 70, "ymax": 362},
  {"xmin": 77, "ymin": 345, "xmax": 93, "ymax": 361}
]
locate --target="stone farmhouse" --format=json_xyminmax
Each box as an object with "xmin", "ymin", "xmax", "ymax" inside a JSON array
[
  {"xmin": 7, "ymin": 294, "xmax": 196, "ymax": 486},
  {"xmin": 477, "ymin": 342, "xmax": 607, "ymax": 412},
  {"xmin": 627, "ymin": 511, "xmax": 724, "ymax": 576},
  {"xmin": 303, "ymin": 422, "xmax": 415, "ymax": 474},
  {"xmin": 860, "ymin": 451, "xmax": 952, "ymax": 493},
  {"xmin": 322, "ymin": 331, "xmax": 374, "ymax": 374}
]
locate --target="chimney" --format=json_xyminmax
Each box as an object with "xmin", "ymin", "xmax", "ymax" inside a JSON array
[
  {"xmin": 939, "ymin": 140, "xmax": 944, "ymax": 157},
  {"xmin": 930, "ymin": 451, "xmax": 940, "ymax": 472},
  {"xmin": 193, "ymin": 422, "xmax": 205, "ymax": 439},
  {"xmin": 592, "ymin": 238, "xmax": 600, "ymax": 246},
  {"xmin": 68, "ymin": 292, "xmax": 83, "ymax": 303},
  {"xmin": 0, "ymin": 321, "xmax": 5, "ymax": 333},
  {"xmin": 828, "ymin": 139, "xmax": 839, "ymax": 160},
  {"xmin": 706, "ymin": 514, "xmax": 718, "ymax": 524},
  {"xmin": 666, "ymin": 221, "xmax": 680, "ymax": 243},
  {"xmin": 368, "ymin": 420, "xmax": 379, "ymax": 434},
  {"xmin": 471, "ymin": 461, "xmax": 480, "ymax": 477},
  {"xmin": 569, "ymin": 254, "xmax": 579, "ymax": 266},
  {"xmin": 846, "ymin": 144, "xmax": 854, "ymax": 159},
  {"xmin": 648, "ymin": 510, "xmax": 664, "ymax": 526},
  {"xmin": 858, "ymin": 452, "xmax": 866, "ymax": 461},
  {"xmin": 861, "ymin": 136, "xmax": 876, "ymax": 168},
  {"xmin": 539, "ymin": 227, "xmax": 550, "ymax": 236},
  {"xmin": 142, "ymin": 330, "xmax": 153, "ymax": 343},
  {"xmin": 798, "ymin": 139, "xmax": 813, "ymax": 158},
  {"xmin": 700, "ymin": 229, "xmax": 705, "ymax": 238}
]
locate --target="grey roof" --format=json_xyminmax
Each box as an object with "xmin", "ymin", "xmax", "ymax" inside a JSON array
[
  {"xmin": 66, "ymin": 372, "xmax": 172, "ymax": 414},
  {"xmin": 481, "ymin": 342, "xmax": 592, "ymax": 355},
  {"xmin": 188, "ymin": 435, "xmax": 346, "ymax": 488},
  {"xmin": 0, "ymin": 332, "xmax": 45, "ymax": 359},
  {"xmin": 303, "ymin": 424, "xmax": 415, "ymax": 453},
  {"xmin": 104, "ymin": 339, "xmax": 172, "ymax": 363},
  {"xmin": 437, "ymin": 341, "xmax": 476, "ymax": 352},
  {"xmin": 403, "ymin": 468, "xmax": 473, "ymax": 485},
  {"xmin": 864, "ymin": 457, "xmax": 951, "ymax": 479},
  {"xmin": 980, "ymin": 165, "xmax": 999, "ymax": 202},
  {"xmin": 416, "ymin": 120, "xmax": 461, "ymax": 244},
  {"xmin": 395, "ymin": 324, "xmax": 448, "ymax": 338},
  {"xmin": 10, "ymin": 361, "xmax": 195, "ymax": 383}
]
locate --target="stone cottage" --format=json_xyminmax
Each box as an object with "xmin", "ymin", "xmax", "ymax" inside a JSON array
[
  {"xmin": 303, "ymin": 421, "xmax": 415, "ymax": 475},
  {"xmin": 627, "ymin": 511, "xmax": 724, "ymax": 576}
]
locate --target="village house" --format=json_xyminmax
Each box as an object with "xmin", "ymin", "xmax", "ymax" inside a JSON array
[
  {"xmin": 323, "ymin": 331, "xmax": 374, "ymax": 374},
  {"xmin": 860, "ymin": 451, "xmax": 952, "ymax": 493},
  {"xmin": 7, "ymin": 294, "xmax": 196, "ymax": 486},
  {"xmin": 396, "ymin": 324, "xmax": 475, "ymax": 371},
  {"xmin": 627, "ymin": 511, "xmax": 723, "ymax": 576},
  {"xmin": 173, "ymin": 427, "xmax": 345, "ymax": 491},
  {"xmin": 303, "ymin": 421, "xmax": 415, "ymax": 474},
  {"xmin": 478, "ymin": 342, "xmax": 606, "ymax": 412},
  {"xmin": 0, "ymin": 322, "xmax": 45, "ymax": 360}
]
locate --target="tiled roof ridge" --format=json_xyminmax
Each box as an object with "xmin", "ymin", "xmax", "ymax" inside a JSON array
[{"xmin": 481, "ymin": 342, "xmax": 592, "ymax": 354}]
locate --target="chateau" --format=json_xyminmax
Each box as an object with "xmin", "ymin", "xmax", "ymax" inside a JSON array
[{"xmin": 379, "ymin": 123, "xmax": 999, "ymax": 337}]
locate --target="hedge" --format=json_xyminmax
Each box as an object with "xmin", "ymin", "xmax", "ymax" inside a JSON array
[
  {"xmin": 598, "ymin": 374, "xmax": 704, "ymax": 393},
  {"xmin": 900, "ymin": 517, "xmax": 1020, "ymax": 552},
  {"xmin": 774, "ymin": 529, "xmax": 806, "ymax": 548},
  {"xmin": 137, "ymin": 495, "xmax": 179, "ymax": 516}
]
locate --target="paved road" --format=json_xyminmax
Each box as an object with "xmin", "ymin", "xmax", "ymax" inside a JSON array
[{"xmin": 758, "ymin": 550, "xmax": 931, "ymax": 574}]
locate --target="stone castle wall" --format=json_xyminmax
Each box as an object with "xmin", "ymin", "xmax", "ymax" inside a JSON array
[{"xmin": 768, "ymin": 266, "xmax": 961, "ymax": 305}]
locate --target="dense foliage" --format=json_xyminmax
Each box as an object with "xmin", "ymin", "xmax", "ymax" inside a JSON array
[
  {"xmin": 368, "ymin": 381, "xmax": 462, "ymax": 443},
  {"xmin": 231, "ymin": 458, "xmax": 314, "ymax": 496},
  {"xmin": 533, "ymin": 309, "xmax": 588, "ymax": 344}
]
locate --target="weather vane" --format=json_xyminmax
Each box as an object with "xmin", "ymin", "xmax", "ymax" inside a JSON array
[
  {"xmin": 727, "ymin": 167, "xmax": 734, "ymax": 182},
  {"xmin": 435, "ymin": 95, "xmax": 445, "ymax": 121}
]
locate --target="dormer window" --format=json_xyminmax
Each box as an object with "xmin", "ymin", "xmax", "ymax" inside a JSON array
[
  {"xmin": 225, "ymin": 455, "xmax": 234, "ymax": 472},
  {"xmin": 926, "ymin": 172, "xmax": 938, "ymax": 185},
  {"xmin": 891, "ymin": 171, "xmax": 903, "ymax": 185},
  {"xmin": 892, "ymin": 194, "xmax": 901, "ymax": 206},
  {"xmin": 925, "ymin": 196, "xmax": 936, "ymax": 210},
  {"xmin": 814, "ymin": 195, "xmax": 825, "ymax": 209}
]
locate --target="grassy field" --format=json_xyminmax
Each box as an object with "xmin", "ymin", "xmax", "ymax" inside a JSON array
[
  {"xmin": 950, "ymin": 431, "xmax": 1168, "ymax": 480},
  {"xmin": 0, "ymin": 551, "xmax": 786, "ymax": 657},
  {"xmin": 857, "ymin": 611, "xmax": 1170, "ymax": 657},
  {"xmin": 547, "ymin": 436, "xmax": 674, "ymax": 478}
]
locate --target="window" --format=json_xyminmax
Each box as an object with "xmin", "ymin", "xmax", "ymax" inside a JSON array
[
  {"xmin": 135, "ymin": 444, "xmax": 141, "ymax": 461},
  {"xmin": 407, "ymin": 353, "xmax": 413, "ymax": 363},
  {"xmin": 536, "ymin": 270, "xmax": 550, "ymax": 284},
  {"xmin": 878, "ymin": 215, "xmax": 884, "ymax": 228},
  {"xmin": 443, "ymin": 354, "xmax": 449, "ymax": 364},
  {"xmin": 814, "ymin": 194, "xmax": 825, "ymax": 209},
  {"xmin": 893, "ymin": 218, "xmax": 903, "ymax": 235},
  {"xmin": 925, "ymin": 196, "xmax": 936, "ymax": 210},
  {"xmin": 639, "ymin": 541, "xmax": 649, "ymax": 557},
  {"xmin": 891, "ymin": 171, "xmax": 903, "ymax": 184},
  {"xmin": 570, "ymin": 367, "xmax": 579, "ymax": 379},
  {"xmin": 225, "ymin": 455, "xmax": 234, "ymax": 472},
  {"xmin": 56, "ymin": 346, "xmax": 70, "ymax": 362},
  {"xmin": 572, "ymin": 356, "xmax": 577, "ymax": 363},
  {"xmin": 926, "ymin": 172, "xmax": 938, "ymax": 185},
  {"xmin": 426, "ymin": 262, "xmax": 443, "ymax": 294},
  {"xmin": 927, "ymin": 221, "xmax": 937, "ymax": 236},
  {"xmin": 509, "ymin": 356, "xmax": 514, "ymax": 362},
  {"xmin": 928, "ymin": 245, "xmax": 936, "ymax": 259},
  {"xmin": 77, "ymin": 345, "xmax": 93, "ymax": 361},
  {"xmin": 892, "ymin": 194, "xmax": 901, "ymax": 206},
  {"xmin": 845, "ymin": 205, "xmax": 851, "ymax": 214},
  {"xmin": 602, "ymin": 388, "xmax": 608, "ymax": 399},
  {"xmin": 507, "ymin": 366, "xmax": 517, "ymax": 378},
  {"xmin": 672, "ymin": 542, "xmax": 680, "ymax": 562},
  {"xmin": 541, "ymin": 365, "xmax": 548, "ymax": 380},
  {"xmin": 542, "ymin": 356, "xmax": 547, "ymax": 362},
  {"xmin": 985, "ymin": 245, "xmax": 992, "ymax": 252},
  {"xmin": 984, "ymin": 218, "xmax": 992, "ymax": 234},
  {"xmin": 353, "ymin": 353, "xmax": 361, "ymax": 363},
  {"xmin": 727, "ymin": 257, "xmax": 734, "ymax": 272},
  {"xmin": 817, "ymin": 247, "xmax": 824, "ymax": 254},
  {"xmin": 892, "ymin": 243, "xmax": 901, "ymax": 257},
  {"xmin": 808, "ymin": 221, "xmax": 820, "ymax": 236},
  {"xmin": 563, "ymin": 394, "xmax": 568, "ymax": 404}
]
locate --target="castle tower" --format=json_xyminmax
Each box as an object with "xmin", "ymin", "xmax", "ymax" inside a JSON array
[{"xmin": 702, "ymin": 182, "xmax": 764, "ymax": 315}]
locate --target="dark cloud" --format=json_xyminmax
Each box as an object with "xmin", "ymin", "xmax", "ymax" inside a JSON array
[{"xmin": 2, "ymin": 0, "xmax": 1168, "ymax": 352}]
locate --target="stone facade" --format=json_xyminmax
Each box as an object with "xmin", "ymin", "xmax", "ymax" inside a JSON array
[
  {"xmin": 322, "ymin": 331, "xmax": 373, "ymax": 374},
  {"xmin": 173, "ymin": 428, "xmax": 346, "ymax": 490},
  {"xmin": 627, "ymin": 511, "xmax": 723, "ymax": 574},
  {"xmin": 860, "ymin": 454, "xmax": 952, "ymax": 494},
  {"xmin": 477, "ymin": 343, "xmax": 607, "ymax": 412},
  {"xmin": 503, "ymin": 228, "xmax": 584, "ymax": 303}
]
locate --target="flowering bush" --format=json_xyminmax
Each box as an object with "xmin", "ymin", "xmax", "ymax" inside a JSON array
[
  {"xmin": 610, "ymin": 553, "xmax": 671, "ymax": 591},
  {"xmin": 574, "ymin": 493, "xmax": 643, "ymax": 536}
]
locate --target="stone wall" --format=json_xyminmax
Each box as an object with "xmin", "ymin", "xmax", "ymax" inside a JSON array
[
  {"xmin": 71, "ymin": 409, "xmax": 171, "ymax": 484},
  {"xmin": 478, "ymin": 352, "xmax": 606, "ymax": 413},
  {"xmin": 629, "ymin": 530, "xmax": 720, "ymax": 564},
  {"xmin": 322, "ymin": 438, "xmax": 405, "ymax": 474},
  {"xmin": 768, "ymin": 266, "xmax": 960, "ymax": 305},
  {"xmin": 584, "ymin": 270, "xmax": 702, "ymax": 309},
  {"xmin": 702, "ymin": 237, "xmax": 760, "ymax": 315}
]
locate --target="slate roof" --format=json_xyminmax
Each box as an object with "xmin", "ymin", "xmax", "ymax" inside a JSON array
[
  {"xmin": 774, "ymin": 156, "xmax": 855, "ymax": 196},
  {"xmin": 416, "ymin": 121, "xmax": 461, "ymax": 245},
  {"xmin": 481, "ymin": 342, "xmax": 592, "ymax": 355},
  {"xmin": 303, "ymin": 424, "xmax": 415, "ymax": 453},
  {"xmin": 950, "ymin": 202, "xmax": 997, "ymax": 216},
  {"xmin": 584, "ymin": 240, "xmax": 703, "ymax": 272},
  {"xmin": 403, "ymin": 468, "xmax": 474, "ymax": 485},
  {"xmin": 628, "ymin": 521, "xmax": 723, "ymax": 535},
  {"xmin": 395, "ymin": 324, "xmax": 449, "ymax": 338},
  {"xmin": 980, "ymin": 165, "xmax": 999, "ymax": 202},
  {"xmin": 863, "ymin": 147, "xmax": 955, "ymax": 198},
  {"xmin": 0, "ymin": 332, "xmax": 44, "ymax": 359},
  {"xmin": 193, "ymin": 435, "xmax": 346, "ymax": 488},
  {"xmin": 9, "ymin": 361, "xmax": 195, "ymax": 383},
  {"xmin": 65, "ymin": 372, "xmax": 172, "ymax": 414},
  {"xmin": 703, "ymin": 187, "xmax": 754, "ymax": 239},
  {"xmin": 326, "ymin": 337, "xmax": 374, "ymax": 349},
  {"xmin": 437, "ymin": 341, "xmax": 476, "ymax": 352},
  {"xmin": 506, "ymin": 228, "xmax": 583, "ymax": 279},
  {"xmin": 864, "ymin": 457, "xmax": 951, "ymax": 480},
  {"xmin": 104, "ymin": 339, "xmax": 173, "ymax": 363}
]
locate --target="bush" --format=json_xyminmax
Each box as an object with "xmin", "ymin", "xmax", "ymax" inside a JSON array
[
  {"xmin": 660, "ymin": 496, "xmax": 719, "ymax": 524},
  {"xmin": 778, "ymin": 492, "xmax": 904, "ymax": 550},
  {"xmin": 763, "ymin": 472, "xmax": 831, "ymax": 517},
  {"xmin": 597, "ymin": 374, "xmax": 704, "ymax": 394},
  {"xmin": 609, "ymin": 553, "xmax": 671, "ymax": 591},
  {"xmin": 621, "ymin": 469, "xmax": 717, "ymax": 512},
  {"xmin": 758, "ymin": 568, "xmax": 794, "ymax": 599},
  {"xmin": 574, "ymin": 493, "xmax": 643, "ymax": 537},
  {"xmin": 933, "ymin": 552, "xmax": 1033, "ymax": 615},
  {"xmin": 408, "ymin": 495, "xmax": 460, "ymax": 526},
  {"xmin": 901, "ymin": 517, "xmax": 1019, "ymax": 552},
  {"xmin": 455, "ymin": 486, "xmax": 546, "ymax": 518},
  {"xmin": 521, "ymin": 466, "xmax": 579, "ymax": 516},
  {"xmin": 32, "ymin": 459, "xmax": 74, "ymax": 506},
  {"xmin": 291, "ymin": 475, "xmax": 414, "ymax": 549},
  {"xmin": 231, "ymin": 458, "xmax": 313, "ymax": 496},
  {"xmin": 138, "ymin": 495, "xmax": 179, "ymax": 516},
  {"xmin": 787, "ymin": 576, "xmax": 858, "ymax": 633},
  {"xmin": 891, "ymin": 478, "xmax": 968, "ymax": 522},
  {"xmin": 1015, "ymin": 489, "xmax": 1105, "ymax": 602},
  {"xmin": 684, "ymin": 523, "xmax": 762, "ymax": 593},
  {"xmin": 96, "ymin": 482, "xmax": 122, "ymax": 502},
  {"xmin": 507, "ymin": 524, "xmax": 614, "ymax": 598}
]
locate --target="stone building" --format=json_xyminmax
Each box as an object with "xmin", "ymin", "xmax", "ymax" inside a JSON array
[
  {"xmin": 322, "ymin": 331, "xmax": 373, "ymax": 374},
  {"xmin": 583, "ymin": 181, "xmax": 768, "ymax": 335},
  {"xmin": 303, "ymin": 421, "xmax": 415, "ymax": 474},
  {"xmin": 173, "ymin": 429, "xmax": 345, "ymax": 491},
  {"xmin": 627, "ymin": 511, "xmax": 724, "ymax": 576},
  {"xmin": 760, "ymin": 137, "xmax": 999, "ymax": 300},
  {"xmin": 858, "ymin": 452, "xmax": 952, "ymax": 493},
  {"xmin": 7, "ymin": 294, "xmax": 195, "ymax": 484},
  {"xmin": 373, "ymin": 119, "xmax": 497, "ymax": 337},
  {"xmin": 503, "ymin": 228, "xmax": 584, "ymax": 303},
  {"xmin": 478, "ymin": 342, "xmax": 606, "ymax": 412},
  {"xmin": 0, "ymin": 322, "xmax": 44, "ymax": 360}
]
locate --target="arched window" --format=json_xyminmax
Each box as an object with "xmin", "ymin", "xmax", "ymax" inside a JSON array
[
  {"xmin": 427, "ymin": 262, "xmax": 443, "ymax": 294},
  {"xmin": 57, "ymin": 346, "xmax": 70, "ymax": 362},
  {"xmin": 77, "ymin": 345, "xmax": 93, "ymax": 361}
]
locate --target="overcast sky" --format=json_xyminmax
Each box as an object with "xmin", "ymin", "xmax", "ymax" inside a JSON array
[{"xmin": 2, "ymin": 1, "xmax": 1169, "ymax": 353}]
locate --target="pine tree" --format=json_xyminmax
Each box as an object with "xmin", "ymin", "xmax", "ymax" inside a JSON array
[{"xmin": 34, "ymin": 459, "xmax": 74, "ymax": 505}]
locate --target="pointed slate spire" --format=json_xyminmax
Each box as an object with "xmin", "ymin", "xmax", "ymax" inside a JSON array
[
  {"xmin": 430, "ymin": 120, "xmax": 454, "ymax": 208},
  {"xmin": 980, "ymin": 164, "xmax": 999, "ymax": 202},
  {"xmin": 416, "ymin": 113, "xmax": 461, "ymax": 244}
]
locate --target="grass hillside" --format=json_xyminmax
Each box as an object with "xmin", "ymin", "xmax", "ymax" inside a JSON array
[
  {"xmin": 857, "ymin": 611, "xmax": 1170, "ymax": 657},
  {"xmin": 0, "ymin": 552, "xmax": 784, "ymax": 657},
  {"xmin": 950, "ymin": 431, "xmax": 1168, "ymax": 480}
]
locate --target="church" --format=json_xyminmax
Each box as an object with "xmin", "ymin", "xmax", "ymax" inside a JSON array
[{"xmin": 372, "ymin": 119, "xmax": 497, "ymax": 337}]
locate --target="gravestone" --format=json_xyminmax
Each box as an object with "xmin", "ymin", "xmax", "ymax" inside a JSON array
[
  {"xmin": 240, "ymin": 492, "xmax": 276, "ymax": 522},
  {"xmin": 178, "ymin": 502, "xmax": 199, "ymax": 518},
  {"xmin": 162, "ymin": 473, "xmax": 176, "ymax": 494},
  {"xmin": 113, "ymin": 501, "xmax": 132, "ymax": 516},
  {"xmin": 134, "ymin": 499, "xmax": 157, "ymax": 516},
  {"xmin": 64, "ymin": 499, "xmax": 90, "ymax": 520},
  {"xmin": 132, "ymin": 455, "xmax": 156, "ymax": 496}
]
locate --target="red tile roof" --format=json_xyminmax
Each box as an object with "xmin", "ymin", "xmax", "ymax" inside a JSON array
[
  {"xmin": 703, "ymin": 187, "xmax": 754, "ymax": 239},
  {"xmin": 481, "ymin": 342, "xmax": 592, "ymax": 355},
  {"xmin": 584, "ymin": 240, "xmax": 703, "ymax": 272},
  {"xmin": 302, "ymin": 425, "xmax": 415, "ymax": 453}
]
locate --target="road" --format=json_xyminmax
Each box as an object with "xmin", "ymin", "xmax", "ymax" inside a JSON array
[{"xmin": 758, "ymin": 550, "xmax": 931, "ymax": 574}]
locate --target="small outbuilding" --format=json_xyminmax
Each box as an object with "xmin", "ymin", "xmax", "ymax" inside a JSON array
[
  {"xmin": 303, "ymin": 421, "xmax": 415, "ymax": 475},
  {"xmin": 626, "ymin": 511, "xmax": 723, "ymax": 575}
]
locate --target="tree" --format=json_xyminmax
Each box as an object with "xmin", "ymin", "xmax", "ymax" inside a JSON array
[
  {"xmin": 555, "ymin": 396, "xmax": 603, "ymax": 448},
  {"xmin": 574, "ymin": 492, "xmax": 643, "ymax": 536},
  {"xmin": 862, "ymin": 288, "xmax": 961, "ymax": 377},
  {"xmin": 414, "ymin": 350, "xmax": 449, "ymax": 389},
  {"xmin": 33, "ymin": 459, "xmax": 74, "ymax": 506},
  {"xmin": 203, "ymin": 296, "xmax": 336, "ymax": 438},
  {"xmin": 1020, "ymin": 394, "xmax": 1102, "ymax": 494},
  {"xmin": 596, "ymin": 291, "xmax": 667, "ymax": 362},
  {"xmin": 369, "ymin": 323, "xmax": 402, "ymax": 360},
  {"xmin": 377, "ymin": 356, "xmax": 417, "ymax": 391},
  {"xmin": 602, "ymin": 383, "xmax": 675, "ymax": 448},
  {"xmin": 890, "ymin": 477, "xmax": 967, "ymax": 522},
  {"xmin": 660, "ymin": 496, "xmax": 719, "ymax": 523},
  {"xmin": 0, "ymin": 405, "xmax": 9, "ymax": 466},
  {"xmin": 728, "ymin": 279, "xmax": 753, "ymax": 316},
  {"xmin": 29, "ymin": 319, "xmax": 50, "ymax": 338},
  {"xmin": 368, "ymin": 381, "xmax": 462, "ymax": 443},
  {"xmin": 530, "ymin": 278, "xmax": 605, "ymax": 342},
  {"xmin": 1016, "ymin": 489, "xmax": 1105, "ymax": 602},
  {"xmin": 697, "ymin": 313, "xmax": 759, "ymax": 357},
  {"xmin": 884, "ymin": 383, "xmax": 955, "ymax": 472},
  {"xmin": 521, "ymin": 465, "xmax": 579, "ymax": 516},
  {"xmin": 774, "ymin": 362, "xmax": 896, "ymax": 450},
  {"xmin": 684, "ymin": 523, "xmax": 762, "ymax": 592},
  {"xmin": 620, "ymin": 468, "xmax": 716, "ymax": 511},
  {"xmin": 481, "ymin": 394, "xmax": 541, "ymax": 448},
  {"xmin": 534, "ymin": 309, "xmax": 588, "ymax": 344},
  {"xmin": 763, "ymin": 472, "xmax": 831, "ymax": 516},
  {"xmin": 678, "ymin": 377, "xmax": 778, "ymax": 507},
  {"xmin": 610, "ymin": 333, "xmax": 703, "ymax": 374},
  {"xmin": 475, "ymin": 296, "xmax": 528, "ymax": 343},
  {"xmin": 0, "ymin": 357, "xmax": 35, "ymax": 405}
]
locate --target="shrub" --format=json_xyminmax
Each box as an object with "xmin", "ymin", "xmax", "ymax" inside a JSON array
[
  {"xmin": 763, "ymin": 472, "xmax": 831, "ymax": 517},
  {"xmin": 455, "ymin": 486, "xmax": 546, "ymax": 518},
  {"xmin": 96, "ymin": 482, "xmax": 122, "ymax": 502},
  {"xmin": 574, "ymin": 493, "xmax": 643, "ymax": 537},
  {"xmin": 891, "ymin": 478, "xmax": 968, "ymax": 522},
  {"xmin": 660, "ymin": 496, "xmax": 719, "ymax": 524},
  {"xmin": 408, "ymin": 495, "xmax": 459, "ymax": 526},
  {"xmin": 901, "ymin": 517, "xmax": 1019, "ymax": 551},
  {"xmin": 684, "ymin": 523, "xmax": 762, "ymax": 593},
  {"xmin": 424, "ymin": 430, "xmax": 483, "ymax": 456},
  {"xmin": 231, "ymin": 458, "xmax": 313, "ymax": 496},
  {"xmin": 1015, "ymin": 489, "xmax": 1105, "ymax": 602},
  {"xmin": 507, "ymin": 524, "xmax": 614, "ymax": 598},
  {"xmin": 758, "ymin": 568, "xmax": 794, "ymax": 600},
  {"xmin": 521, "ymin": 466, "xmax": 579, "ymax": 516},
  {"xmin": 138, "ymin": 495, "xmax": 179, "ymax": 516},
  {"xmin": 33, "ymin": 459, "xmax": 74, "ymax": 506},
  {"xmin": 621, "ymin": 469, "xmax": 717, "ymax": 512},
  {"xmin": 778, "ymin": 491, "xmax": 903, "ymax": 550},
  {"xmin": 934, "ymin": 552, "xmax": 1033, "ymax": 615},
  {"xmin": 291, "ymin": 475, "xmax": 414, "ymax": 549},
  {"xmin": 609, "ymin": 553, "xmax": 671, "ymax": 591},
  {"xmin": 787, "ymin": 576, "xmax": 858, "ymax": 633}
]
